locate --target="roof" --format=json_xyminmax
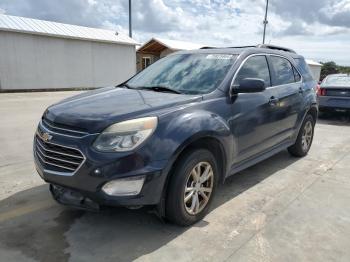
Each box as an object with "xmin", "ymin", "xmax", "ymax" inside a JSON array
[
  {"xmin": 137, "ymin": 37, "xmax": 204, "ymax": 53},
  {"xmin": 176, "ymin": 47, "xmax": 303, "ymax": 59},
  {"xmin": 305, "ymin": 59, "xmax": 322, "ymax": 66},
  {"xmin": 0, "ymin": 14, "xmax": 138, "ymax": 46},
  {"xmin": 202, "ymin": 44, "xmax": 296, "ymax": 54}
]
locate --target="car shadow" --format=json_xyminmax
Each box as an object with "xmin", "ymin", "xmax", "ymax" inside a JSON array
[
  {"xmin": 0, "ymin": 150, "xmax": 300, "ymax": 262},
  {"xmin": 318, "ymin": 111, "xmax": 350, "ymax": 126}
]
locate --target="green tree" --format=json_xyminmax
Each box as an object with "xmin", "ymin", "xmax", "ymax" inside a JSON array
[
  {"xmin": 320, "ymin": 61, "xmax": 338, "ymax": 80},
  {"xmin": 337, "ymin": 65, "xmax": 350, "ymax": 75}
]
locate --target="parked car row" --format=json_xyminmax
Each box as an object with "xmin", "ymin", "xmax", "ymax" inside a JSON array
[{"xmin": 34, "ymin": 44, "xmax": 319, "ymax": 225}]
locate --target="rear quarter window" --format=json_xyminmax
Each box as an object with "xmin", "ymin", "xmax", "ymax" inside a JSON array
[{"xmin": 293, "ymin": 58, "xmax": 314, "ymax": 81}]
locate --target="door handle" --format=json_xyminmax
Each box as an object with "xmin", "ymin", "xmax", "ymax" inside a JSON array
[{"xmin": 269, "ymin": 96, "xmax": 279, "ymax": 106}]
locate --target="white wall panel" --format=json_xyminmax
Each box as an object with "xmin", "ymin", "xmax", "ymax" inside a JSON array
[{"xmin": 0, "ymin": 31, "xmax": 136, "ymax": 90}]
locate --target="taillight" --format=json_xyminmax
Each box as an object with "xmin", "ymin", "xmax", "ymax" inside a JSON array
[
  {"xmin": 316, "ymin": 85, "xmax": 326, "ymax": 96},
  {"xmin": 316, "ymin": 84, "xmax": 320, "ymax": 95}
]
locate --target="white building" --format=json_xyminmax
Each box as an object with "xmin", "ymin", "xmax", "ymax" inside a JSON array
[
  {"xmin": 0, "ymin": 14, "xmax": 138, "ymax": 91},
  {"xmin": 136, "ymin": 38, "xmax": 204, "ymax": 71}
]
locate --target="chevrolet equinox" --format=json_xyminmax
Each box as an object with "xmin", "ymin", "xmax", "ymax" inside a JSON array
[{"xmin": 34, "ymin": 44, "xmax": 318, "ymax": 226}]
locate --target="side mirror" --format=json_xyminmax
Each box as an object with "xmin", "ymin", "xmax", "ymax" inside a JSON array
[{"xmin": 231, "ymin": 78, "xmax": 266, "ymax": 94}]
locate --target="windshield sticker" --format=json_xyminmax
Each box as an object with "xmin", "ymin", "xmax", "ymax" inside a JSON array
[{"xmin": 206, "ymin": 54, "xmax": 234, "ymax": 60}]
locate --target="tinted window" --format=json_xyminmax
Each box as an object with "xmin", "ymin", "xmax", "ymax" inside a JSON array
[
  {"xmin": 127, "ymin": 53, "xmax": 237, "ymax": 94},
  {"xmin": 234, "ymin": 56, "xmax": 271, "ymax": 87},
  {"xmin": 270, "ymin": 56, "xmax": 295, "ymax": 85},
  {"xmin": 293, "ymin": 67, "xmax": 301, "ymax": 82},
  {"xmin": 294, "ymin": 58, "xmax": 314, "ymax": 81}
]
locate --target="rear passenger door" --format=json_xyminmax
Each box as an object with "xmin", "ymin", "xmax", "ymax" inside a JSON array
[{"xmin": 267, "ymin": 55, "xmax": 303, "ymax": 142}]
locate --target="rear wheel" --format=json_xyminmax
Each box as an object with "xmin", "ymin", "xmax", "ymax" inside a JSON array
[
  {"xmin": 288, "ymin": 114, "xmax": 315, "ymax": 157},
  {"xmin": 165, "ymin": 149, "xmax": 218, "ymax": 226}
]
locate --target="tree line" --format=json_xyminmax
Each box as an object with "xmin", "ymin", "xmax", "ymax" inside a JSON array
[{"xmin": 320, "ymin": 61, "xmax": 350, "ymax": 80}]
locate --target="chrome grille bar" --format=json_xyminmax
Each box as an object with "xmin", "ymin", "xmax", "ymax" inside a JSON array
[
  {"xmin": 42, "ymin": 119, "xmax": 88, "ymax": 136},
  {"xmin": 35, "ymin": 144, "xmax": 81, "ymax": 166},
  {"xmin": 35, "ymin": 150, "xmax": 76, "ymax": 171},
  {"xmin": 36, "ymin": 137, "xmax": 84, "ymax": 159},
  {"xmin": 34, "ymin": 134, "xmax": 85, "ymax": 174}
]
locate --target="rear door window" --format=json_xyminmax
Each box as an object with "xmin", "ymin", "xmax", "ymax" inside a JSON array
[
  {"xmin": 234, "ymin": 55, "xmax": 271, "ymax": 87},
  {"xmin": 269, "ymin": 56, "xmax": 295, "ymax": 86}
]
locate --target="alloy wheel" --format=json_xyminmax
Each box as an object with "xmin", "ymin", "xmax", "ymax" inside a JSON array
[
  {"xmin": 184, "ymin": 161, "xmax": 214, "ymax": 215},
  {"xmin": 301, "ymin": 120, "xmax": 313, "ymax": 152}
]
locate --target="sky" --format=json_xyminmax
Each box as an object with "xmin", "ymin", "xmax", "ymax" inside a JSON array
[{"xmin": 0, "ymin": 0, "xmax": 349, "ymax": 65}]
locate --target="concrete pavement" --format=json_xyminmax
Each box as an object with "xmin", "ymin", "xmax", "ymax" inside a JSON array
[{"xmin": 0, "ymin": 91, "xmax": 350, "ymax": 262}]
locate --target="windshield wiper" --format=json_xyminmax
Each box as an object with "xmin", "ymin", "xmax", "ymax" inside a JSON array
[
  {"xmin": 146, "ymin": 85, "xmax": 182, "ymax": 94},
  {"xmin": 118, "ymin": 84, "xmax": 182, "ymax": 94},
  {"xmin": 118, "ymin": 83, "xmax": 134, "ymax": 89}
]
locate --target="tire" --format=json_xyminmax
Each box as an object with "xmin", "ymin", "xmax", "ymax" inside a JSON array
[
  {"xmin": 165, "ymin": 149, "xmax": 218, "ymax": 226},
  {"xmin": 288, "ymin": 114, "xmax": 315, "ymax": 157}
]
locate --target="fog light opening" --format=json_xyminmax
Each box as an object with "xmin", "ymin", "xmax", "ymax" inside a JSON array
[
  {"xmin": 102, "ymin": 175, "xmax": 145, "ymax": 196},
  {"xmin": 126, "ymin": 205, "xmax": 143, "ymax": 210}
]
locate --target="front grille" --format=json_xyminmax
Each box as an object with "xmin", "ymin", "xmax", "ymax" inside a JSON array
[
  {"xmin": 41, "ymin": 118, "xmax": 89, "ymax": 137},
  {"xmin": 34, "ymin": 135, "xmax": 85, "ymax": 173}
]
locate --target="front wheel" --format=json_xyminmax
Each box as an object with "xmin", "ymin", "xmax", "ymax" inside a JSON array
[
  {"xmin": 165, "ymin": 149, "xmax": 218, "ymax": 226},
  {"xmin": 288, "ymin": 114, "xmax": 315, "ymax": 157}
]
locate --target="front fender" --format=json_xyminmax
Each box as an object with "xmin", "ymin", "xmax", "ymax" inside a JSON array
[{"xmin": 152, "ymin": 110, "xmax": 234, "ymax": 175}]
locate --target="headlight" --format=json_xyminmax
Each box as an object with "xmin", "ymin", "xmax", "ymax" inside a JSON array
[{"xmin": 93, "ymin": 117, "xmax": 158, "ymax": 152}]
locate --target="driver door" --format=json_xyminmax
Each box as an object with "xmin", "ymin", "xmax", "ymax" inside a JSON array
[{"xmin": 228, "ymin": 55, "xmax": 278, "ymax": 163}]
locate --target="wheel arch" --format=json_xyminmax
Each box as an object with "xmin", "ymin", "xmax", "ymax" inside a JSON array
[
  {"xmin": 293, "ymin": 103, "xmax": 318, "ymax": 142},
  {"xmin": 157, "ymin": 134, "xmax": 229, "ymax": 217},
  {"xmin": 307, "ymin": 105, "xmax": 318, "ymax": 123}
]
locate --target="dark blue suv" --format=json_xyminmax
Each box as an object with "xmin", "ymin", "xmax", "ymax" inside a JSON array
[{"xmin": 34, "ymin": 44, "xmax": 318, "ymax": 226}]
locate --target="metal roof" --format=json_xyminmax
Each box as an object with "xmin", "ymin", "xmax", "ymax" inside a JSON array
[
  {"xmin": 0, "ymin": 14, "xmax": 138, "ymax": 46},
  {"xmin": 137, "ymin": 37, "xmax": 204, "ymax": 52},
  {"xmin": 154, "ymin": 38, "xmax": 205, "ymax": 50},
  {"xmin": 305, "ymin": 59, "xmax": 322, "ymax": 67}
]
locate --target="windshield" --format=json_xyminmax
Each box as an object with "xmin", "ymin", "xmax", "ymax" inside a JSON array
[
  {"xmin": 127, "ymin": 53, "xmax": 237, "ymax": 94},
  {"xmin": 322, "ymin": 75, "xmax": 350, "ymax": 87}
]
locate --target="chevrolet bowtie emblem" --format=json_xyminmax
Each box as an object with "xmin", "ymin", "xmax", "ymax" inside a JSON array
[{"xmin": 42, "ymin": 132, "xmax": 53, "ymax": 142}]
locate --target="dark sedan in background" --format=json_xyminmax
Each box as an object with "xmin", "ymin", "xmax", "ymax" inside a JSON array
[{"xmin": 317, "ymin": 74, "xmax": 350, "ymax": 113}]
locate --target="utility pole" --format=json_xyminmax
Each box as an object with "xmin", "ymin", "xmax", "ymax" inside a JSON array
[
  {"xmin": 262, "ymin": 0, "xmax": 269, "ymax": 44},
  {"xmin": 129, "ymin": 0, "xmax": 132, "ymax": 38}
]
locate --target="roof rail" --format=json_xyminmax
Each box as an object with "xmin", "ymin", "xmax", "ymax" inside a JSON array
[
  {"xmin": 256, "ymin": 44, "xmax": 296, "ymax": 53},
  {"xmin": 200, "ymin": 46, "xmax": 256, "ymax": 49},
  {"xmin": 200, "ymin": 44, "xmax": 296, "ymax": 54}
]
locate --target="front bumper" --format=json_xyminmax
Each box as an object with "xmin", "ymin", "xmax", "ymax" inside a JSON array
[
  {"xmin": 34, "ymin": 121, "xmax": 170, "ymax": 207},
  {"xmin": 318, "ymin": 96, "xmax": 350, "ymax": 111},
  {"xmin": 50, "ymin": 184, "xmax": 101, "ymax": 211}
]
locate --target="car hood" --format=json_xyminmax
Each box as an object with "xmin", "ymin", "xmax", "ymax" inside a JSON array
[{"xmin": 45, "ymin": 87, "xmax": 202, "ymax": 133}]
